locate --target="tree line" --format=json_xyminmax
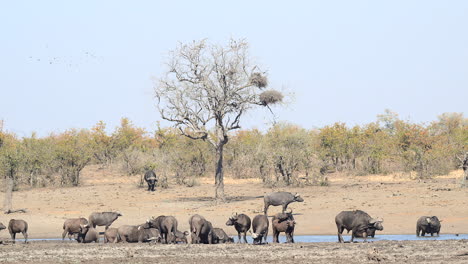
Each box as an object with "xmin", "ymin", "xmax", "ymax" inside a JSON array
[{"xmin": 1, "ymin": 111, "xmax": 466, "ymax": 193}]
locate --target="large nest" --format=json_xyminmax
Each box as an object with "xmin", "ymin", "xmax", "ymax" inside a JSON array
[
  {"xmin": 259, "ymin": 90, "xmax": 283, "ymax": 106},
  {"xmin": 249, "ymin": 73, "xmax": 268, "ymax": 88}
]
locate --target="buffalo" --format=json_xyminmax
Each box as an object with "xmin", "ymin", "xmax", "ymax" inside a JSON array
[
  {"xmin": 144, "ymin": 170, "xmax": 158, "ymax": 192},
  {"xmin": 116, "ymin": 224, "xmax": 160, "ymax": 243},
  {"xmin": 88, "ymin": 211, "xmax": 122, "ymax": 230},
  {"xmin": 264, "ymin": 192, "xmax": 304, "ymax": 215},
  {"xmin": 335, "ymin": 210, "xmax": 383, "ymax": 243},
  {"xmin": 251, "ymin": 214, "xmax": 269, "ymax": 244},
  {"xmin": 212, "ymin": 228, "xmax": 234, "ymax": 244},
  {"xmin": 416, "ymin": 216, "xmax": 441, "ymax": 236},
  {"xmin": 272, "ymin": 211, "xmax": 295, "ymax": 243},
  {"xmin": 147, "ymin": 215, "xmax": 179, "ymax": 243},
  {"xmin": 62, "ymin": 217, "xmax": 88, "ymax": 241},
  {"xmin": 104, "ymin": 227, "xmax": 119, "ymax": 243},
  {"xmin": 8, "ymin": 219, "xmax": 28, "ymax": 243},
  {"xmin": 226, "ymin": 213, "xmax": 251, "ymax": 243},
  {"xmin": 174, "ymin": 230, "xmax": 189, "ymax": 243},
  {"xmin": 77, "ymin": 224, "xmax": 99, "ymax": 243},
  {"xmin": 189, "ymin": 214, "xmax": 213, "ymax": 244}
]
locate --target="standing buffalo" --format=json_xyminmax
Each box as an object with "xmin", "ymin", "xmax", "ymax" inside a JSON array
[
  {"xmin": 189, "ymin": 214, "xmax": 213, "ymax": 244},
  {"xmin": 264, "ymin": 192, "xmax": 304, "ymax": 215},
  {"xmin": 104, "ymin": 227, "xmax": 119, "ymax": 243},
  {"xmin": 77, "ymin": 224, "xmax": 99, "ymax": 243},
  {"xmin": 147, "ymin": 215, "xmax": 179, "ymax": 243},
  {"xmin": 251, "ymin": 214, "xmax": 269, "ymax": 244},
  {"xmin": 335, "ymin": 210, "xmax": 383, "ymax": 243},
  {"xmin": 272, "ymin": 211, "xmax": 296, "ymax": 243},
  {"xmin": 416, "ymin": 216, "xmax": 441, "ymax": 236},
  {"xmin": 144, "ymin": 170, "xmax": 158, "ymax": 192},
  {"xmin": 212, "ymin": 228, "xmax": 234, "ymax": 244},
  {"xmin": 8, "ymin": 219, "xmax": 28, "ymax": 243},
  {"xmin": 62, "ymin": 217, "xmax": 88, "ymax": 241},
  {"xmin": 226, "ymin": 213, "xmax": 251, "ymax": 243},
  {"xmin": 88, "ymin": 211, "xmax": 122, "ymax": 230}
]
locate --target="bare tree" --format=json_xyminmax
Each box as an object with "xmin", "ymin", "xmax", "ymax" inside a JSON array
[{"xmin": 155, "ymin": 39, "xmax": 282, "ymax": 201}]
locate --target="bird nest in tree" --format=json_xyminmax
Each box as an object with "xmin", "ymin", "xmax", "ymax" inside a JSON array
[
  {"xmin": 259, "ymin": 90, "xmax": 283, "ymax": 105},
  {"xmin": 250, "ymin": 73, "xmax": 268, "ymax": 88}
]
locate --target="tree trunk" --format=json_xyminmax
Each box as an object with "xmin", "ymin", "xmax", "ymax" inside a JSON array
[
  {"xmin": 215, "ymin": 143, "xmax": 225, "ymax": 202},
  {"xmin": 3, "ymin": 174, "xmax": 13, "ymax": 214}
]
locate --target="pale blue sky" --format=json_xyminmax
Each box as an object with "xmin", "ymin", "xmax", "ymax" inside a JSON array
[{"xmin": 1, "ymin": 1, "xmax": 467, "ymax": 137}]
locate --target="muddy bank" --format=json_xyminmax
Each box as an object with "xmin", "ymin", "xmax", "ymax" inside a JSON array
[{"xmin": 1, "ymin": 240, "xmax": 468, "ymax": 263}]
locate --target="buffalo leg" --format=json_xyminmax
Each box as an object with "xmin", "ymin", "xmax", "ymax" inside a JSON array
[
  {"xmin": 237, "ymin": 232, "xmax": 241, "ymax": 244},
  {"xmin": 62, "ymin": 229, "xmax": 68, "ymax": 241},
  {"xmin": 421, "ymin": 231, "xmax": 426, "ymax": 236},
  {"xmin": 362, "ymin": 231, "xmax": 367, "ymax": 243},
  {"xmin": 273, "ymin": 230, "xmax": 279, "ymax": 243},
  {"xmin": 290, "ymin": 230, "xmax": 295, "ymax": 243},
  {"xmin": 11, "ymin": 232, "xmax": 16, "ymax": 243},
  {"xmin": 282, "ymin": 204, "xmax": 288, "ymax": 213},
  {"xmin": 337, "ymin": 226, "xmax": 345, "ymax": 243},
  {"xmin": 264, "ymin": 204, "xmax": 269, "ymax": 215},
  {"xmin": 23, "ymin": 231, "xmax": 28, "ymax": 243},
  {"xmin": 264, "ymin": 230, "xmax": 269, "ymax": 244},
  {"xmin": 243, "ymin": 232, "xmax": 248, "ymax": 243}
]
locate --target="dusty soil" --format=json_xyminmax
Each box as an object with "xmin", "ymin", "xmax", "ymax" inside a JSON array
[
  {"xmin": 0, "ymin": 166, "xmax": 467, "ymax": 240},
  {"xmin": 1, "ymin": 240, "xmax": 468, "ymax": 263}
]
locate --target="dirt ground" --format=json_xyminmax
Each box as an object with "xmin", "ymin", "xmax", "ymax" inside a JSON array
[
  {"xmin": 1, "ymin": 240, "xmax": 468, "ymax": 263},
  {"xmin": 0, "ymin": 166, "xmax": 467, "ymax": 240}
]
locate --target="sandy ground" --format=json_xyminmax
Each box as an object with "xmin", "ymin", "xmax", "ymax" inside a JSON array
[
  {"xmin": 1, "ymin": 240, "xmax": 468, "ymax": 263},
  {"xmin": 0, "ymin": 166, "xmax": 467, "ymax": 240}
]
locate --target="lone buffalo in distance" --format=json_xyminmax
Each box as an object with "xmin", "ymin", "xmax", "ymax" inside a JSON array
[
  {"xmin": 264, "ymin": 192, "xmax": 304, "ymax": 215},
  {"xmin": 144, "ymin": 169, "xmax": 158, "ymax": 192}
]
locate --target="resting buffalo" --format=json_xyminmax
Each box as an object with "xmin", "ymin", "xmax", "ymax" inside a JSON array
[
  {"xmin": 226, "ymin": 213, "xmax": 251, "ymax": 243},
  {"xmin": 144, "ymin": 170, "xmax": 158, "ymax": 192},
  {"xmin": 416, "ymin": 216, "xmax": 441, "ymax": 236},
  {"xmin": 212, "ymin": 228, "xmax": 234, "ymax": 244},
  {"xmin": 104, "ymin": 227, "xmax": 119, "ymax": 243},
  {"xmin": 8, "ymin": 219, "xmax": 28, "ymax": 243},
  {"xmin": 272, "ymin": 211, "xmax": 296, "ymax": 243},
  {"xmin": 77, "ymin": 224, "xmax": 99, "ymax": 243},
  {"xmin": 62, "ymin": 217, "xmax": 88, "ymax": 241},
  {"xmin": 264, "ymin": 192, "xmax": 304, "ymax": 215},
  {"xmin": 174, "ymin": 230, "xmax": 189, "ymax": 243},
  {"xmin": 251, "ymin": 214, "xmax": 269, "ymax": 244},
  {"xmin": 88, "ymin": 211, "xmax": 122, "ymax": 230},
  {"xmin": 335, "ymin": 210, "xmax": 383, "ymax": 243},
  {"xmin": 147, "ymin": 215, "xmax": 178, "ymax": 243},
  {"xmin": 116, "ymin": 224, "xmax": 161, "ymax": 243},
  {"xmin": 189, "ymin": 214, "xmax": 213, "ymax": 244}
]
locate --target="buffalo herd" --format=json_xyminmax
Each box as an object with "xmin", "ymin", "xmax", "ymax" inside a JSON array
[{"xmin": 0, "ymin": 192, "xmax": 443, "ymax": 244}]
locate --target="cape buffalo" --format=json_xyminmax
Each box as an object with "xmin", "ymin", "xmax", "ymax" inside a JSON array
[
  {"xmin": 417, "ymin": 216, "xmax": 441, "ymax": 236},
  {"xmin": 264, "ymin": 192, "xmax": 304, "ymax": 215},
  {"xmin": 8, "ymin": 219, "xmax": 28, "ymax": 243},
  {"xmin": 88, "ymin": 211, "xmax": 122, "ymax": 230},
  {"xmin": 144, "ymin": 170, "xmax": 158, "ymax": 192},
  {"xmin": 272, "ymin": 211, "xmax": 295, "ymax": 243},
  {"xmin": 104, "ymin": 227, "xmax": 119, "ymax": 243},
  {"xmin": 335, "ymin": 210, "xmax": 383, "ymax": 243},
  {"xmin": 116, "ymin": 224, "xmax": 161, "ymax": 243},
  {"xmin": 212, "ymin": 228, "xmax": 234, "ymax": 244},
  {"xmin": 226, "ymin": 213, "xmax": 251, "ymax": 243},
  {"xmin": 189, "ymin": 214, "xmax": 213, "ymax": 244},
  {"xmin": 147, "ymin": 215, "xmax": 178, "ymax": 243},
  {"xmin": 62, "ymin": 217, "xmax": 88, "ymax": 241},
  {"xmin": 174, "ymin": 230, "xmax": 189, "ymax": 243},
  {"xmin": 77, "ymin": 224, "xmax": 99, "ymax": 243},
  {"xmin": 251, "ymin": 214, "xmax": 269, "ymax": 244}
]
